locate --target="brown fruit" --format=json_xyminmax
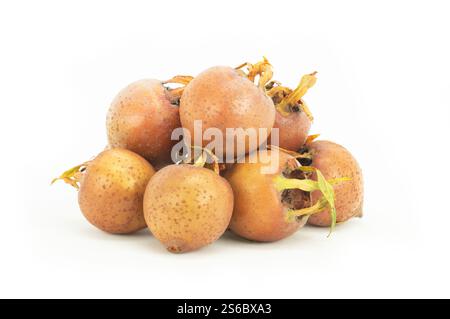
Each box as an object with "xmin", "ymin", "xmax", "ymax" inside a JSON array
[
  {"xmin": 273, "ymin": 110, "xmax": 311, "ymax": 150},
  {"xmin": 306, "ymin": 140, "xmax": 364, "ymax": 226},
  {"xmin": 79, "ymin": 148, "xmax": 155, "ymax": 233},
  {"xmin": 225, "ymin": 150, "xmax": 310, "ymax": 242},
  {"xmin": 180, "ymin": 66, "xmax": 275, "ymax": 159},
  {"xmin": 143, "ymin": 164, "xmax": 233, "ymax": 253},
  {"xmin": 268, "ymin": 72, "xmax": 316, "ymax": 151},
  {"xmin": 54, "ymin": 148, "xmax": 155, "ymax": 234},
  {"xmin": 106, "ymin": 79, "xmax": 182, "ymax": 166}
]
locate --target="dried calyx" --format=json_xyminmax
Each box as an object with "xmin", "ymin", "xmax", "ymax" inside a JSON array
[
  {"xmin": 163, "ymin": 75, "xmax": 193, "ymax": 105},
  {"xmin": 266, "ymin": 72, "xmax": 317, "ymax": 120},
  {"xmin": 280, "ymin": 165, "xmax": 312, "ymax": 224},
  {"xmin": 51, "ymin": 162, "xmax": 90, "ymax": 190},
  {"xmin": 272, "ymin": 145, "xmax": 350, "ymax": 235},
  {"xmin": 268, "ymin": 144, "xmax": 313, "ymax": 166},
  {"xmin": 181, "ymin": 146, "xmax": 221, "ymax": 174},
  {"xmin": 236, "ymin": 58, "xmax": 316, "ymax": 121},
  {"xmin": 235, "ymin": 57, "xmax": 274, "ymax": 90}
]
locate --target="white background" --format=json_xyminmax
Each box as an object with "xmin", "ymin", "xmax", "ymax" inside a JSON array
[{"xmin": 1, "ymin": 0, "xmax": 449, "ymax": 298}]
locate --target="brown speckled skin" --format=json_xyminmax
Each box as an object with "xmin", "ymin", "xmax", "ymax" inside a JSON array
[
  {"xmin": 307, "ymin": 140, "xmax": 364, "ymax": 226},
  {"xmin": 225, "ymin": 150, "xmax": 306, "ymax": 242},
  {"xmin": 78, "ymin": 148, "xmax": 155, "ymax": 234},
  {"xmin": 143, "ymin": 165, "xmax": 233, "ymax": 253},
  {"xmin": 107, "ymin": 79, "xmax": 181, "ymax": 167},
  {"xmin": 180, "ymin": 66, "xmax": 275, "ymax": 159},
  {"xmin": 272, "ymin": 111, "xmax": 311, "ymax": 151}
]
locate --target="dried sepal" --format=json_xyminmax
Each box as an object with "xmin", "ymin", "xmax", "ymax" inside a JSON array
[
  {"xmin": 187, "ymin": 146, "xmax": 220, "ymax": 174},
  {"xmin": 266, "ymin": 85, "xmax": 292, "ymax": 98},
  {"xmin": 273, "ymin": 164, "xmax": 351, "ymax": 236},
  {"xmin": 163, "ymin": 75, "xmax": 194, "ymax": 85},
  {"xmin": 305, "ymin": 134, "xmax": 320, "ymax": 144},
  {"xmin": 286, "ymin": 197, "xmax": 329, "ymax": 221},
  {"xmin": 236, "ymin": 57, "xmax": 273, "ymax": 90},
  {"xmin": 51, "ymin": 162, "xmax": 90, "ymax": 190},
  {"xmin": 316, "ymin": 169, "xmax": 337, "ymax": 236},
  {"xmin": 273, "ymin": 175, "xmax": 321, "ymax": 193},
  {"xmin": 275, "ymin": 72, "xmax": 317, "ymax": 120},
  {"xmin": 163, "ymin": 75, "xmax": 194, "ymax": 104},
  {"xmin": 268, "ymin": 145, "xmax": 313, "ymax": 161}
]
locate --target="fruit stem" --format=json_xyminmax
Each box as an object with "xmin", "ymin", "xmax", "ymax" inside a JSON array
[
  {"xmin": 275, "ymin": 72, "xmax": 317, "ymax": 120},
  {"xmin": 51, "ymin": 162, "xmax": 90, "ymax": 190}
]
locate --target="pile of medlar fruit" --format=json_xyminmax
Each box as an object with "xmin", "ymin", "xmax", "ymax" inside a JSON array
[{"xmin": 53, "ymin": 58, "xmax": 364, "ymax": 253}]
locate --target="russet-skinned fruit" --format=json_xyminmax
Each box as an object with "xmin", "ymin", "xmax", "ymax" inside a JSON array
[
  {"xmin": 107, "ymin": 77, "xmax": 191, "ymax": 166},
  {"xmin": 304, "ymin": 140, "xmax": 364, "ymax": 226},
  {"xmin": 180, "ymin": 63, "xmax": 275, "ymax": 159},
  {"xmin": 143, "ymin": 164, "xmax": 233, "ymax": 253},
  {"xmin": 273, "ymin": 110, "xmax": 311, "ymax": 151},
  {"xmin": 268, "ymin": 72, "xmax": 316, "ymax": 151},
  {"xmin": 53, "ymin": 148, "xmax": 156, "ymax": 234},
  {"xmin": 225, "ymin": 150, "xmax": 311, "ymax": 242}
]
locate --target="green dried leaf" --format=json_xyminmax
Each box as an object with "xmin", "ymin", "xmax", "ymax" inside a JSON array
[
  {"xmin": 273, "ymin": 175, "xmax": 320, "ymax": 192},
  {"xmin": 316, "ymin": 169, "xmax": 337, "ymax": 236},
  {"xmin": 51, "ymin": 162, "xmax": 88, "ymax": 190},
  {"xmin": 51, "ymin": 165, "xmax": 82, "ymax": 184},
  {"xmin": 274, "ymin": 167, "xmax": 351, "ymax": 236},
  {"xmin": 296, "ymin": 166, "xmax": 316, "ymax": 173},
  {"xmin": 286, "ymin": 197, "xmax": 328, "ymax": 221}
]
